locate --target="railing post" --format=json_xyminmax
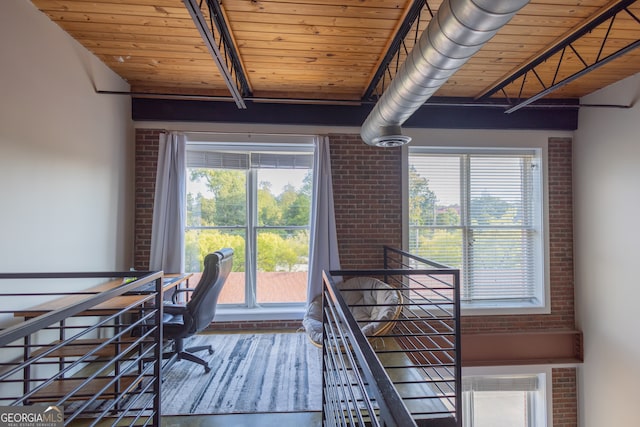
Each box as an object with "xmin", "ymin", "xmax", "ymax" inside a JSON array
[
  {"xmin": 453, "ymin": 269, "xmax": 463, "ymax": 427},
  {"xmin": 0, "ymin": 271, "xmax": 165, "ymax": 426},
  {"xmin": 322, "ymin": 246, "xmax": 461, "ymax": 426},
  {"xmin": 153, "ymin": 275, "xmax": 164, "ymax": 426}
]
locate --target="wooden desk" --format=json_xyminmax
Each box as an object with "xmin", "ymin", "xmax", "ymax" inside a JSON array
[
  {"xmin": 12, "ymin": 273, "xmax": 192, "ymax": 405},
  {"xmin": 14, "ymin": 273, "xmax": 192, "ymax": 319}
]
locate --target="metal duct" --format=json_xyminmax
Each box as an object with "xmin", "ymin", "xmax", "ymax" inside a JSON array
[{"xmin": 361, "ymin": 0, "xmax": 530, "ymax": 147}]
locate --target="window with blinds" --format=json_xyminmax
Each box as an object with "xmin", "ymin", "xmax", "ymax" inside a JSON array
[
  {"xmin": 408, "ymin": 148, "xmax": 545, "ymax": 310},
  {"xmin": 462, "ymin": 373, "xmax": 547, "ymax": 427}
]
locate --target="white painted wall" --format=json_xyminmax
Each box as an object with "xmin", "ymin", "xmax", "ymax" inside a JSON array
[
  {"xmin": 574, "ymin": 73, "xmax": 640, "ymax": 427},
  {"xmin": 0, "ymin": 1, "xmax": 134, "ymax": 272}
]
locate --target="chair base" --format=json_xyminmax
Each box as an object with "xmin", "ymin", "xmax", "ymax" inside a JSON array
[{"xmin": 163, "ymin": 340, "xmax": 214, "ymax": 373}]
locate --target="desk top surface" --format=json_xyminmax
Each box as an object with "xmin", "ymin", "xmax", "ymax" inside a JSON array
[{"xmin": 14, "ymin": 273, "xmax": 192, "ymax": 318}]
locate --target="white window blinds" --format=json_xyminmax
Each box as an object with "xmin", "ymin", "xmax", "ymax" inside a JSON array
[
  {"xmin": 187, "ymin": 150, "xmax": 313, "ymax": 170},
  {"xmin": 187, "ymin": 150, "xmax": 249, "ymax": 169},
  {"xmin": 462, "ymin": 375, "xmax": 540, "ymax": 392},
  {"xmin": 250, "ymin": 152, "xmax": 313, "ymax": 169},
  {"xmin": 408, "ymin": 149, "xmax": 544, "ymax": 308}
]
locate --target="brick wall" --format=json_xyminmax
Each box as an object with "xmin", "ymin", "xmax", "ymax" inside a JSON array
[
  {"xmin": 134, "ymin": 132, "xmax": 575, "ymax": 332},
  {"xmin": 547, "ymin": 137, "xmax": 576, "ymax": 328},
  {"xmin": 329, "ymin": 133, "xmax": 403, "ymax": 269},
  {"xmin": 206, "ymin": 320, "xmax": 304, "ymax": 332},
  {"xmin": 134, "ymin": 129, "xmax": 577, "ymax": 426},
  {"xmin": 134, "ymin": 129, "xmax": 162, "ymax": 270},
  {"xmin": 549, "ymin": 152, "xmax": 578, "ymax": 426},
  {"xmin": 553, "ymin": 368, "xmax": 578, "ymax": 427}
]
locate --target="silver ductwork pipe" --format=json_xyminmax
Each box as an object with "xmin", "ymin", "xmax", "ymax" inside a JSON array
[{"xmin": 361, "ymin": 0, "xmax": 530, "ymax": 147}]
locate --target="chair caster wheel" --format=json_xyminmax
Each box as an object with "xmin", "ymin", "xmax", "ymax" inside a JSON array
[
  {"xmin": 204, "ymin": 366, "xmax": 211, "ymax": 373},
  {"xmin": 208, "ymin": 349, "xmax": 214, "ymax": 355}
]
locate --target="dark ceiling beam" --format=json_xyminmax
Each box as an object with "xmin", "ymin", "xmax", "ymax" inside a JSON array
[
  {"xmin": 477, "ymin": 0, "xmax": 640, "ymax": 105},
  {"xmin": 504, "ymin": 38, "xmax": 640, "ymax": 114},
  {"xmin": 182, "ymin": 0, "xmax": 250, "ymax": 109},
  {"xmin": 362, "ymin": 0, "xmax": 430, "ymax": 101},
  {"xmin": 132, "ymin": 97, "xmax": 579, "ymax": 131}
]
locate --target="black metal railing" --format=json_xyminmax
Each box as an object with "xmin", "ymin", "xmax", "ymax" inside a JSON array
[
  {"xmin": 321, "ymin": 246, "xmax": 461, "ymax": 426},
  {"xmin": 0, "ymin": 272, "xmax": 165, "ymax": 426}
]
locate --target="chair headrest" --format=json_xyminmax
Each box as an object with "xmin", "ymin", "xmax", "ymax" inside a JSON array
[{"xmin": 215, "ymin": 247, "xmax": 234, "ymax": 261}]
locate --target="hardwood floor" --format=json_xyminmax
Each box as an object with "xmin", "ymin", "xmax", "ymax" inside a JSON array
[
  {"xmin": 162, "ymin": 412, "xmax": 321, "ymax": 427},
  {"xmin": 71, "ymin": 412, "xmax": 322, "ymax": 426}
]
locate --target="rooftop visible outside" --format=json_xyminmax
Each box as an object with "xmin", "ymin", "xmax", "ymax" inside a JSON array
[{"xmin": 187, "ymin": 271, "xmax": 308, "ymax": 304}]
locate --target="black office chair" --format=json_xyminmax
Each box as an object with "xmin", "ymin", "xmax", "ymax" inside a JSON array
[{"xmin": 161, "ymin": 248, "xmax": 233, "ymax": 373}]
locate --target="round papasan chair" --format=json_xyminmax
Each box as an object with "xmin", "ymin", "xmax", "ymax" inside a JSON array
[{"xmin": 303, "ymin": 277, "xmax": 402, "ymax": 347}]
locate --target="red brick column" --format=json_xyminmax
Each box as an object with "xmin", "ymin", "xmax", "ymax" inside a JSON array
[
  {"xmin": 134, "ymin": 128, "xmax": 162, "ymax": 270},
  {"xmin": 328, "ymin": 133, "xmax": 403, "ymax": 269},
  {"xmin": 547, "ymin": 137, "xmax": 575, "ymax": 328},
  {"xmin": 553, "ymin": 368, "xmax": 578, "ymax": 427}
]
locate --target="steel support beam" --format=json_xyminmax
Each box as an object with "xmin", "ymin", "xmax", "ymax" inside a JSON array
[
  {"xmin": 504, "ymin": 39, "xmax": 640, "ymax": 113},
  {"xmin": 462, "ymin": 330, "xmax": 583, "ymax": 366},
  {"xmin": 478, "ymin": 0, "xmax": 640, "ymax": 113},
  {"xmin": 362, "ymin": 0, "xmax": 430, "ymax": 101},
  {"xmin": 182, "ymin": 0, "xmax": 250, "ymax": 109}
]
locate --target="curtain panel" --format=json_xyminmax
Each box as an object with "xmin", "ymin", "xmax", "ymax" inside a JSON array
[
  {"xmin": 307, "ymin": 136, "xmax": 340, "ymax": 302},
  {"xmin": 149, "ymin": 132, "xmax": 186, "ymax": 273}
]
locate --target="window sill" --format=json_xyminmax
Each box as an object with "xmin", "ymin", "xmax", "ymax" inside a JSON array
[
  {"xmin": 462, "ymin": 300, "xmax": 550, "ymax": 316},
  {"xmin": 215, "ymin": 305, "xmax": 306, "ymax": 322}
]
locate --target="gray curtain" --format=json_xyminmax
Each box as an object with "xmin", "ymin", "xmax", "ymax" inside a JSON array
[
  {"xmin": 149, "ymin": 132, "xmax": 186, "ymax": 273},
  {"xmin": 307, "ymin": 136, "xmax": 340, "ymax": 302}
]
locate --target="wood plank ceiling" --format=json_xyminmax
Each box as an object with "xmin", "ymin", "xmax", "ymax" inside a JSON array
[{"xmin": 30, "ymin": 0, "xmax": 640, "ymax": 107}]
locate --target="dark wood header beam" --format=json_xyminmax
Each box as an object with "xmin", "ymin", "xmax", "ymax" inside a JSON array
[
  {"xmin": 462, "ymin": 330, "xmax": 583, "ymax": 367},
  {"xmin": 132, "ymin": 97, "xmax": 579, "ymax": 131}
]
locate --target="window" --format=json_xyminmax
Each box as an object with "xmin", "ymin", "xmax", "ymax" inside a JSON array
[
  {"xmin": 408, "ymin": 148, "xmax": 546, "ymax": 312},
  {"xmin": 185, "ymin": 141, "xmax": 314, "ymax": 309},
  {"xmin": 462, "ymin": 370, "xmax": 549, "ymax": 427}
]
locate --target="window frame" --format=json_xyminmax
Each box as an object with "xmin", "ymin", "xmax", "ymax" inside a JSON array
[
  {"xmin": 184, "ymin": 133, "xmax": 316, "ymax": 316},
  {"xmin": 403, "ymin": 142, "xmax": 550, "ymax": 315},
  {"xmin": 461, "ymin": 365, "xmax": 552, "ymax": 427}
]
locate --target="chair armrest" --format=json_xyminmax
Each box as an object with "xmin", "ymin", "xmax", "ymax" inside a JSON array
[
  {"xmin": 171, "ymin": 287, "xmax": 195, "ymax": 304},
  {"xmin": 163, "ymin": 303, "xmax": 188, "ymax": 315}
]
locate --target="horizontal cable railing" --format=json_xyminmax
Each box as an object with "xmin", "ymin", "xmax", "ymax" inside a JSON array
[
  {"xmin": 0, "ymin": 272, "xmax": 165, "ymax": 426},
  {"xmin": 322, "ymin": 246, "xmax": 461, "ymax": 427}
]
